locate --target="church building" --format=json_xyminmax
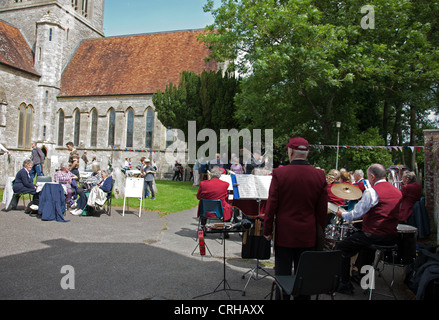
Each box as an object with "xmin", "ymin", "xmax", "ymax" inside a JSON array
[{"xmin": 0, "ymin": 0, "xmax": 218, "ymax": 189}]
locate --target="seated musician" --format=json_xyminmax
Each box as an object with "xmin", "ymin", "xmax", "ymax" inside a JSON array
[
  {"xmin": 353, "ymin": 169, "xmax": 367, "ymax": 192},
  {"xmin": 399, "ymin": 171, "xmax": 422, "ymax": 223},
  {"xmin": 335, "ymin": 164, "xmax": 402, "ymax": 294},
  {"xmin": 54, "ymin": 162, "xmax": 78, "ymax": 207},
  {"xmin": 326, "ymin": 169, "xmax": 345, "ymax": 206},
  {"xmin": 196, "ymin": 166, "xmax": 233, "ymax": 223}
]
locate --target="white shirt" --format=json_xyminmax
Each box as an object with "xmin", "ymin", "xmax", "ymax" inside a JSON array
[{"xmin": 342, "ymin": 179, "xmax": 386, "ymax": 223}]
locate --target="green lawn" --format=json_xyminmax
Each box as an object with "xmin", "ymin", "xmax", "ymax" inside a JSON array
[
  {"xmin": 0, "ymin": 180, "xmax": 200, "ymax": 217},
  {"xmin": 112, "ymin": 180, "xmax": 200, "ymax": 216}
]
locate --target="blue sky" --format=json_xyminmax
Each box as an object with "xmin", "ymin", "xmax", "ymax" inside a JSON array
[{"xmin": 103, "ymin": 0, "xmax": 218, "ymax": 36}]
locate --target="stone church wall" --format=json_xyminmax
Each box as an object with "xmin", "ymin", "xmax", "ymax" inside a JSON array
[{"xmin": 0, "ymin": 65, "xmax": 41, "ymax": 187}]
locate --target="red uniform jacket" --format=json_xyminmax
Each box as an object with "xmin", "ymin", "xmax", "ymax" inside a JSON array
[
  {"xmin": 362, "ymin": 181, "xmax": 402, "ymax": 236},
  {"xmin": 196, "ymin": 178, "xmax": 233, "ymax": 221},
  {"xmin": 263, "ymin": 161, "xmax": 328, "ymax": 248},
  {"xmin": 399, "ymin": 181, "xmax": 422, "ymax": 222}
]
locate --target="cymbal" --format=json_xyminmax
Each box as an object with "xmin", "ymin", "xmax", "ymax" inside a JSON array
[{"xmin": 331, "ymin": 183, "xmax": 362, "ymax": 200}]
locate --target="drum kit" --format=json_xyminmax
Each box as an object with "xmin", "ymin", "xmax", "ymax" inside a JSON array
[
  {"xmin": 325, "ymin": 183, "xmax": 418, "ymax": 265},
  {"xmin": 325, "ymin": 183, "xmax": 363, "ymax": 249}
]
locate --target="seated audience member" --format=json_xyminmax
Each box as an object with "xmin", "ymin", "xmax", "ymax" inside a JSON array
[
  {"xmin": 85, "ymin": 162, "xmax": 103, "ymax": 189},
  {"xmin": 196, "ymin": 166, "xmax": 233, "ymax": 222},
  {"xmin": 54, "ymin": 162, "xmax": 78, "ymax": 206},
  {"xmin": 70, "ymin": 162, "xmax": 102, "ymax": 215},
  {"xmin": 230, "ymin": 157, "xmax": 244, "ymax": 175},
  {"xmin": 326, "ymin": 169, "xmax": 345, "ymax": 206},
  {"xmin": 399, "ymin": 171, "xmax": 422, "ymax": 223},
  {"xmin": 71, "ymin": 169, "xmax": 113, "ymax": 216},
  {"xmin": 6, "ymin": 160, "xmax": 39, "ymax": 211}
]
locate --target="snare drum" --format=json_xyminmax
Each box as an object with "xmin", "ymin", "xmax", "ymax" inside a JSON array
[
  {"xmin": 385, "ymin": 224, "xmax": 418, "ymax": 265},
  {"xmin": 324, "ymin": 223, "xmax": 355, "ymax": 250}
]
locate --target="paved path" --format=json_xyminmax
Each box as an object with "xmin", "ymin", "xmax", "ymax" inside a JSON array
[{"xmin": 0, "ymin": 203, "xmax": 415, "ymax": 300}]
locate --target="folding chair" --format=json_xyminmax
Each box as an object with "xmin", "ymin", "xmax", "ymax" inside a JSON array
[
  {"xmin": 8, "ymin": 180, "xmax": 31, "ymax": 211},
  {"xmin": 191, "ymin": 199, "xmax": 225, "ymax": 256},
  {"xmin": 270, "ymin": 250, "xmax": 342, "ymax": 300}
]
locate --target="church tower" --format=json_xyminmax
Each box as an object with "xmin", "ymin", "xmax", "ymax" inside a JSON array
[
  {"xmin": 0, "ymin": 0, "xmax": 105, "ymax": 144},
  {"xmin": 0, "ymin": 0, "xmax": 105, "ymax": 66}
]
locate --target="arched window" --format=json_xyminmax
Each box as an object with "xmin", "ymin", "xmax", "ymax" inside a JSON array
[
  {"xmin": 58, "ymin": 109, "xmax": 65, "ymax": 146},
  {"xmin": 18, "ymin": 103, "xmax": 33, "ymax": 148},
  {"xmin": 126, "ymin": 108, "xmax": 134, "ymax": 148},
  {"xmin": 108, "ymin": 108, "xmax": 116, "ymax": 147},
  {"xmin": 90, "ymin": 108, "xmax": 98, "ymax": 147},
  {"xmin": 145, "ymin": 108, "xmax": 154, "ymax": 149},
  {"xmin": 74, "ymin": 109, "xmax": 80, "ymax": 146}
]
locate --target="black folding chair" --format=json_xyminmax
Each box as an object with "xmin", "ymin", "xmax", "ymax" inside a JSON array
[
  {"xmin": 270, "ymin": 250, "xmax": 342, "ymax": 300},
  {"xmin": 104, "ymin": 180, "xmax": 115, "ymax": 216}
]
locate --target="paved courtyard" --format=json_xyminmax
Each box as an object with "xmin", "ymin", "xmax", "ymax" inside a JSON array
[{"xmin": 0, "ymin": 203, "xmax": 416, "ymax": 301}]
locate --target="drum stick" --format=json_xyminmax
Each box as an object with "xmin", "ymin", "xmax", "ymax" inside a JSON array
[{"xmin": 343, "ymin": 220, "xmax": 363, "ymax": 224}]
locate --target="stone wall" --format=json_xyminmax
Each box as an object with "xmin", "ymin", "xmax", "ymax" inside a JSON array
[{"xmin": 424, "ymin": 129, "xmax": 439, "ymax": 243}]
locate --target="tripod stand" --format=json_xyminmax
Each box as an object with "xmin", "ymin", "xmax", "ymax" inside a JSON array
[{"xmin": 193, "ymin": 228, "xmax": 241, "ymax": 299}]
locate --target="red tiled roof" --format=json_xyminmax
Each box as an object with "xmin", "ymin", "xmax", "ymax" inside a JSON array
[
  {"xmin": 59, "ymin": 29, "xmax": 217, "ymax": 97},
  {"xmin": 0, "ymin": 21, "xmax": 38, "ymax": 76}
]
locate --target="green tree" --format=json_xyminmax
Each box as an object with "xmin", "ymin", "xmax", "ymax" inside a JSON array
[
  {"xmin": 153, "ymin": 70, "xmax": 240, "ymax": 139},
  {"xmin": 202, "ymin": 0, "xmax": 439, "ymax": 154}
]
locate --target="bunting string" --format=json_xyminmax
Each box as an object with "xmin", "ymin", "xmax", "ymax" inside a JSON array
[{"xmin": 310, "ymin": 145, "xmax": 424, "ymax": 152}]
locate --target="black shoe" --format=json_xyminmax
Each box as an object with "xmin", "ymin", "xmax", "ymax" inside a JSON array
[{"xmin": 337, "ymin": 281, "xmax": 355, "ymax": 295}]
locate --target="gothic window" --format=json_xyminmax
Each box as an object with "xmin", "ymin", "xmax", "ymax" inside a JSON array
[
  {"xmin": 71, "ymin": 0, "xmax": 78, "ymax": 10},
  {"xmin": 126, "ymin": 108, "xmax": 134, "ymax": 148},
  {"xmin": 49, "ymin": 28, "xmax": 52, "ymax": 41},
  {"xmin": 74, "ymin": 109, "xmax": 80, "ymax": 146},
  {"xmin": 58, "ymin": 110, "xmax": 64, "ymax": 146},
  {"xmin": 17, "ymin": 103, "xmax": 33, "ymax": 149},
  {"xmin": 108, "ymin": 108, "xmax": 116, "ymax": 147},
  {"xmin": 90, "ymin": 108, "xmax": 98, "ymax": 147},
  {"xmin": 145, "ymin": 108, "xmax": 154, "ymax": 149},
  {"xmin": 82, "ymin": 0, "xmax": 89, "ymax": 17}
]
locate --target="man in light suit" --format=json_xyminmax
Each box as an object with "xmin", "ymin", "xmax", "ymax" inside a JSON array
[{"xmin": 263, "ymin": 137, "xmax": 328, "ymax": 300}]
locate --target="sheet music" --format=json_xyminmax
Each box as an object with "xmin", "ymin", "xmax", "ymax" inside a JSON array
[
  {"xmin": 234, "ymin": 175, "xmax": 272, "ymax": 200},
  {"xmin": 220, "ymin": 175, "xmax": 233, "ymax": 191}
]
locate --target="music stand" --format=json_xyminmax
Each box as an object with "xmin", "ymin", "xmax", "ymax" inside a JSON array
[
  {"xmin": 240, "ymin": 199, "xmax": 272, "ymax": 296},
  {"xmin": 193, "ymin": 226, "xmax": 242, "ymax": 300}
]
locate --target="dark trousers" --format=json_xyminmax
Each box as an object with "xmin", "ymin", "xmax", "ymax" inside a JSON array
[
  {"xmin": 144, "ymin": 181, "xmax": 154, "ymax": 198},
  {"xmin": 274, "ymin": 246, "xmax": 315, "ymax": 300},
  {"xmin": 76, "ymin": 188, "xmax": 88, "ymax": 210},
  {"xmin": 7, "ymin": 191, "xmax": 39, "ymax": 211},
  {"xmin": 335, "ymin": 231, "xmax": 397, "ymax": 283}
]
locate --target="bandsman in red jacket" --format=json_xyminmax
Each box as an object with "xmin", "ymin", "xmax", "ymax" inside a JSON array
[
  {"xmin": 399, "ymin": 171, "xmax": 422, "ymax": 223},
  {"xmin": 336, "ymin": 164, "xmax": 402, "ymax": 294},
  {"xmin": 263, "ymin": 137, "xmax": 328, "ymax": 300}
]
